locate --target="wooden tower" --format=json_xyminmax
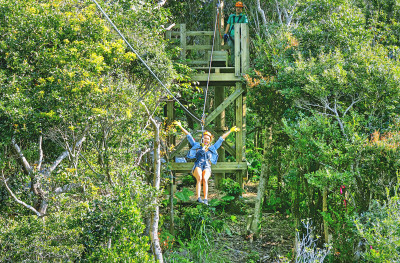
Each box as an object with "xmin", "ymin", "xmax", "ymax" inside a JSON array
[{"xmin": 165, "ymin": 4, "xmax": 249, "ymax": 188}]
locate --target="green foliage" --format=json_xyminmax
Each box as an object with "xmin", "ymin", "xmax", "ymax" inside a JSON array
[
  {"xmin": 163, "ymin": 233, "xmax": 228, "ymax": 263},
  {"xmin": 79, "ymin": 188, "xmax": 151, "ymax": 262},
  {"xmin": 220, "ymin": 178, "xmax": 245, "ymax": 198},
  {"xmin": 177, "ymin": 205, "xmax": 212, "ymax": 240},
  {"xmin": 355, "ymin": 183, "xmax": 400, "ymax": 262},
  {"xmin": 175, "ymin": 187, "xmax": 194, "ymax": 202},
  {"xmin": 0, "ymin": 213, "xmax": 84, "ymax": 262},
  {"xmin": 181, "ymin": 174, "xmax": 196, "ymax": 186}
]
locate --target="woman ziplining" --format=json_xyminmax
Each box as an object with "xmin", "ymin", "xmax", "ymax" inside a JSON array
[{"xmin": 173, "ymin": 121, "xmax": 239, "ymax": 205}]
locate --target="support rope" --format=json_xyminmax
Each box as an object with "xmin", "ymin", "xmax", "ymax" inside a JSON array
[
  {"xmin": 92, "ymin": 0, "xmax": 202, "ymax": 123},
  {"xmin": 201, "ymin": 2, "xmax": 220, "ymax": 132}
]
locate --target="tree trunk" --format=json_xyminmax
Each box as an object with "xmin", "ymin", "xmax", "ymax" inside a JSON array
[
  {"xmin": 149, "ymin": 115, "xmax": 163, "ymax": 263},
  {"xmin": 250, "ymin": 163, "xmax": 268, "ymax": 237},
  {"xmin": 293, "ymin": 176, "xmax": 301, "ymax": 256},
  {"xmin": 323, "ymin": 187, "xmax": 329, "ymax": 243},
  {"xmin": 169, "ymin": 170, "xmax": 175, "ymax": 235}
]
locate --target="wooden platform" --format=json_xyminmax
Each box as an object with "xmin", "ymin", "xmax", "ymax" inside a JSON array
[
  {"xmin": 171, "ymin": 162, "xmax": 248, "ymax": 173},
  {"xmin": 166, "ymin": 22, "xmax": 250, "ymax": 187}
]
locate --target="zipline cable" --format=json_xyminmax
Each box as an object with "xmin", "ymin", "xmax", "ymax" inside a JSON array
[
  {"xmin": 201, "ymin": 2, "xmax": 220, "ymax": 132},
  {"xmin": 91, "ymin": 0, "xmax": 202, "ymax": 123}
]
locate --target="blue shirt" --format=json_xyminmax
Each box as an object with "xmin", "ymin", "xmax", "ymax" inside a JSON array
[{"xmin": 186, "ymin": 134, "xmax": 224, "ymax": 165}]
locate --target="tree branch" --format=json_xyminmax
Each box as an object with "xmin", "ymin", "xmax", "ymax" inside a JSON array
[
  {"xmin": 38, "ymin": 135, "xmax": 43, "ymax": 171},
  {"xmin": 1, "ymin": 169, "xmax": 42, "ymax": 217},
  {"xmin": 11, "ymin": 137, "xmax": 32, "ymax": 175},
  {"xmin": 135, "ymin": 147, "xmax": 152, "ymax": 167},
  {"xmin": 256, "ymin": 0, "xmax": 268, "ymax": 29},
  {"xmin": 274, "ymin": 0, "xmax": 283, "ymax": 25},
  {"xmin": 46, "ymin": 133, "xmax": 86, "ymax": 175},
  {"xmin": 343, "ymin": 95, "xmax": 363, "ymax": 117}
]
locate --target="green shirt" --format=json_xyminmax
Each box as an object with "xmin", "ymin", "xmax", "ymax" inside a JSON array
[{"xmin": 227, "ymin": 13, "xmax": 248, "ymax": 37}]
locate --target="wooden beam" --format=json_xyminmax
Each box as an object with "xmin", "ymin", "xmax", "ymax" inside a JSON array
[
  {"xmin": 187, "ymin": 60, "xmax": 208, "ymax": 65},
  {"xmin": 191, "ymin": 72, "xmax": 241, "ymax": 82},
  {"xmin": 241, "ymin": 24, "xmax": 250, "ymax": 73},
  {"xmin": 186, "ymin": 45, "xmax": 213, "ymax": 50},
  {"xmin": 234, "ymin": 26, "xmax": 241, "ymax": 76},
  {"xmin": 205, "ymin": 86, "xmax": 244, "ymax": 126},
  {"xmin": 171, "ymin": 162, "xmax": 247, "ymax": 172},
  {"xmin": 186, "ymin": 31, "xmax": 214, "ymax": 36},
  {"xmin": 180, "ymin": 24, "xmax": 186, "ymax": 60},
  {"xmin": 169, "ymin": 137, "xmax": 188, "ymax": 159},
  {"xmin": 235, "ymin": 84, "xmax": 244, "ymax": 162},
  {"xmin": 214, "ymin": 85, "xmax": 226, "ymax": 189}
]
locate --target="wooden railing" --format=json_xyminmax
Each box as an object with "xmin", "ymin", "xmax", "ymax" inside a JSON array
[{"xmin": 166, "ymin": 23, "xmax": 250, "ymax": 76}]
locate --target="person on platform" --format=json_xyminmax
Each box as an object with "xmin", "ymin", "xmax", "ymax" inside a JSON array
[
  {"xmin": 174, "ymin": 121, "xmax": 239, "ymax": 205},
  {"xmin": 224, "ymin": 1, "xmax": 248, "ymax": 65}
]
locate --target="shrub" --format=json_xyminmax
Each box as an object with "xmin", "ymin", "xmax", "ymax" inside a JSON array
[
  {"xmin": 178, "ymin": 205, "xmax": 212, "ymax": 240},
  {"xmin": 355, "ymin": 185, "xmax": 400, "ymax": 262},
  {"xmin": 181, "ymin": 174, "xmax": 195, "ymax": 186},
  {"xmin": 0, "ymin": 213, "xmax": 84, "ymax": 262},
  {"xmin": 220, "ymin": 178, "xmax": 244, "ymax": 198},
  {"xmin": 79, "ymin": 189, "xmax": 151, "ymax": 262}
]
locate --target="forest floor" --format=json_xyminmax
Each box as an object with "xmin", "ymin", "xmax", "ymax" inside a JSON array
[{"xmin": 180, "ymin": 178, "xmax": 294, "ymax": 263}]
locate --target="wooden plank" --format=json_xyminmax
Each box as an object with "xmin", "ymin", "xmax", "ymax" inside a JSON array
[
  {"xmin": 180, "ymin": 24, "xmax": 186, "ymax": 60},
  {"xmin": 171, "ymin": 162, "xmax": 247, "ymax": 172},
  {"xmin": 205, "ymin": 86, "xmax": 244, "ymax": 126},
  {"xmin": 187, "ymin": 60, "xmax": 208, "ymax": 65},
  {"xmin": 186, "ymin": 45, "xmax": 213, "ymax": 50},
  {"xmin": 192, "ymin": 67, "xmax": 235, "ymax": 71},
  {"xmin": 191, "ymin": 72, "xmax": 241, "ymax": 82},
  {"xmin": 234, "ymin": 26, "xmax": 241, "ymax": 76},
  {"xmin": 186, "ymin": 31, "xmax": 214, "ymax": 36},
  {"xmin": 241, "ymin": 24, "xmax": 250, "ymax": 73}
]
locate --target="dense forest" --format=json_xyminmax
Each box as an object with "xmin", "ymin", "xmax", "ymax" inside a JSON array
[{"xmin": 1, "ymin": 0, "xmax": 400, "ymax": 262}]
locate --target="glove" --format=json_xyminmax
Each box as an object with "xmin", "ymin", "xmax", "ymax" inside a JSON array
[
  {"xmin": 173, "ymin": 120, "xmax": 182, "ymax": 127},
  {"xmin": 230, "ymin": 126, "xmax": 240, "ymax": 132},
  {"xmin": 224, "ymin": 34, "xmax": 229, "ymax": 42}
]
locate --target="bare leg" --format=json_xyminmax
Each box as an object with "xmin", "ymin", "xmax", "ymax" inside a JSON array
[
  {"xmin": 202, "ymin": 169, "xmax": 211, "ymax": 200},
  {"xmin": 193, "ymin": 167, "xmax": 203, "ymax": 199}
]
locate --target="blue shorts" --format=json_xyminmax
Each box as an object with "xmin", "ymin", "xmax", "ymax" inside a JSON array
[{"xmin": 192, "ymin": 160, "xmax": 211, "ymax": 173}]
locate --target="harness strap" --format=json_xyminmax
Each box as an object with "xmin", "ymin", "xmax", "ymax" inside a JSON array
[{"xmin": 228, "ymin": 14, "xmax": 243, "ymax": 36}]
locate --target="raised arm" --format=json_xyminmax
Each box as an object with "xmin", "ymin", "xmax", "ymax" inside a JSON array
[
  {"xmin": 221, "ymin": 126, "xmax": 240, "ymax": 140},
  {"xmin": 173, "ymin": 120, "xmax": 190, "ymax": 135},
  {"xmin": 225, "ymin": 23, "xmax": 230, "ymax": 34}
]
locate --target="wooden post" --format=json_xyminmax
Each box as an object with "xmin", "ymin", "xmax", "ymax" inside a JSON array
[
  {"xmin": 213, "ymin": 0, "xmax": 221, "ymax": 50},
  {"xmin": 180, "ymin": 24, "xmax": 186, "ymax": 61},
  {"xmin": 242, "ymin": 84, "xmax": 247, "ymax": 181},
  {"xmin": 234, "ymin": 25, "xmax": 241, "ymax": 76},
  {"xmin": 214, "ymin": 86, "xmax": 226, "ymax": 189},
  {"xmin": 235, "ymin": 82, "xmax": 244, "ymax": 188},
  {"xmin": 241, "ymin": 24, "xmax": 250, "ymax": 73}
]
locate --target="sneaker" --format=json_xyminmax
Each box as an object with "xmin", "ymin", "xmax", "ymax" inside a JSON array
[
  {"xmin": 197, "ymin": 197, "xmax": 203, "ymax": 203},
  {"xmin": 203, "ymin": 199, "xmax": 208, "ymax": 205}
]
